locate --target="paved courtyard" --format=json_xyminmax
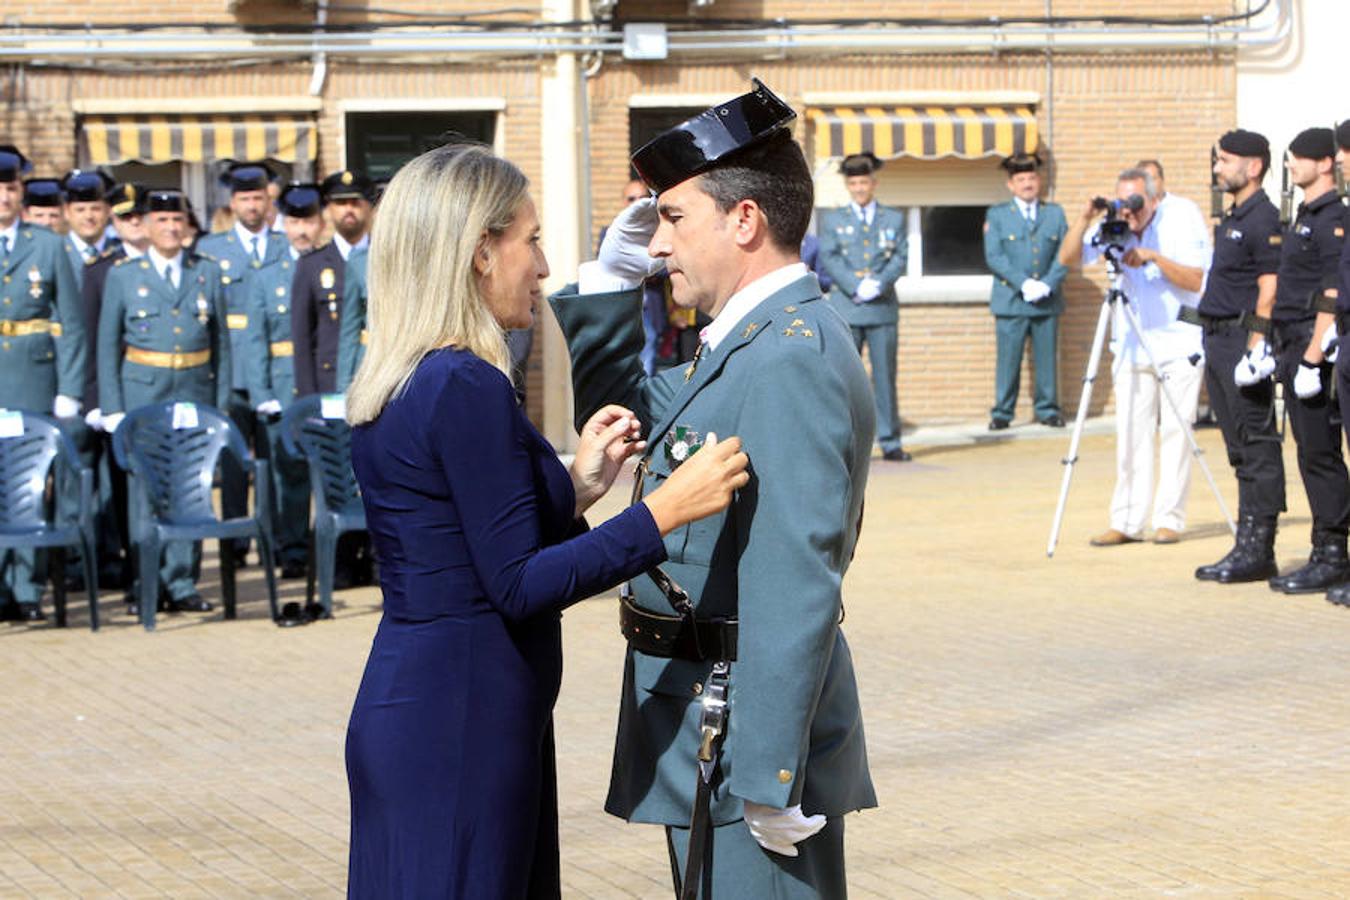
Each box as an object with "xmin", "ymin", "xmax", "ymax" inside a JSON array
[{"xmin": 4, "ymin": 425, "xmax": 1350, "ymax": 898}]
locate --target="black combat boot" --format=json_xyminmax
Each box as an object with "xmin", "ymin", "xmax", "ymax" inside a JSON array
[
  {"xmin": 1269, "ymin": 536, "xmax": 1350, "ymax": 594},
  {"xmin": 1196, "ymin": 517, "xmax": 1278, "ymax": 583},
  {"xmin": 1326, "ymin": 582, "xmax": 1350, "ymax": 606}
]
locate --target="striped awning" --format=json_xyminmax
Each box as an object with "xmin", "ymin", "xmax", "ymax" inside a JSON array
[
  {"xmin": 79, "ymin": 116, "xmax": 318, "ymax": 166},
  {"xmin": 808, "ymin": 106, "xmax": 1038, "ymax": 161}
]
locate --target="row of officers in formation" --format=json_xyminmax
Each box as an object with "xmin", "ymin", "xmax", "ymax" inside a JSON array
[{"xmin": 0, "ymin": 147, "xmax": 378, "ymax": 621}]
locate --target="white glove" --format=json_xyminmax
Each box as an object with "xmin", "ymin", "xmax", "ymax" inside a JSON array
[
  {"xmin": 1021, "ymin": 278, "xmax": 1051, "ymax": 303},
  {"xmin": 83, "ymin": 407, "xmax": 102, "ymax": 430},
  {"xmin": 1322, "ymin": 326, "xmax": 1339, "ymax": 365},
  {"xmin": 854, "ymin": 277, "xmax": 882, "ymax": 303},
  {"xmin": 1234, "ymin": 339, "xmax": 1276, "ymax": 387},
  {"xmin": 596, "ymin": 196, "xmax": 665, "ymax": 283},
  {"xmin": 1294, "ymin": 359, "xmax": 1323, "ymax": 399},
  {"xmin": 100, "ymin": 412, "xmax": 125, "ymax": 433},
  {"xmin": 255, "ymin": 399, "xmax": 283, "ymax": 417},
  {"xmin": 52, "ymin": 395, "xmax": 80, "ymax": 419},
  {"xmin": 742, "ymin": 801, "xmax": 826, "ymax": 858}
]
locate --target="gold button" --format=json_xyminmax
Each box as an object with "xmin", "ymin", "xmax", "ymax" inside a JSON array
[
  {"xmin": 173, "ymin": 326, "xmax": 182, "ymax": 334},
  {"xmin": 173, "ymin": 344, "xmax": 181, "ymax": 351},
  {"xmin": 222, "ymin": 276, "xmax": 232, "ymax": 285},
  {"xmin": 691, "ymin": 682, "xmax": 703, "ymax": 695},
  {"xmin": 171, "ymin": 309, "xmax": 180, "ymax": 316},
  {"xmin": 777, "ymin": 769, "xmax": 792, "ymax": 783},
  {"xmin": 2, "ymin": 298, "xmax": 9, "ymax": 305},
  {"xmin": 2, "ymin": 275, "xmax": 9, "ymax": 283},
  {"xmin": 1, "ymin": 341, "xmax": 8, "ymax": 350}
]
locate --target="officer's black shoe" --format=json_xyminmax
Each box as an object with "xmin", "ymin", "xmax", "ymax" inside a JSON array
[
  {"xmin": 1268, "ymin": 539, "xmax": 1350, "ymax": 594},
  {"xmin": 883, "ymin": 447, "xmax": 913, "ymax": 462},
  {"xmin": 16, "ymin": 603, "xmax": 45, "ymax": 622},
  {"xmin": 168, "ymin": 592, "xmax": 214, "ymax": 613},
  {"xmin": 1038, "ymin": 414, "xmax": 1066, "ymax": 428},
  {"xmin": 1327, "ymin": 582, "xmax": 1350, "ymax": 607},
  {"xmin": 1197, "ymin": 517, "xmax": 1278, "ymax": 583},
  {"xmin": 988, "ymin": 418, "xmax": 1010, "ymax": 431}
]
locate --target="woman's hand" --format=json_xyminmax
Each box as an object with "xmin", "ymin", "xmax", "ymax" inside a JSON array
[
  {"xmin": 571, "ymin": 404, "xmax": 645, "ymax": 517},
  {"xmin": 642, "ymin": 433, "xmax": 750, "ymax": 535}
]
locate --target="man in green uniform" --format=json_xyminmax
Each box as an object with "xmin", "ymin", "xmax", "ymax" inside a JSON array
[
  {"xmin": 21, "ymin": 178, "xmax": 64, "ymax": 231},
  {"xmin": 0, "ymin": 146, "xmax": 86, "ymax": 622},
  {"xmin": 98, "ymin": 190, "xmax": 230, "ymax": 614},
  {"xmin": 60, "ymin": 170, "xmax": 116, "ymax": 290},
  {"xmin": 244, "ymin": 183, "xmax": 325, "ymax": 579},
  {"xmin": 551, "ymin": 81, "xmax": 876, "ymax": 899},
  {"xmin": 983, "ymin": 153, "xmax": 1068, "ymax": 429}
]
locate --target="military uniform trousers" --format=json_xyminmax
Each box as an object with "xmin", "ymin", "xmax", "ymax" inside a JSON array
[
  {"xmin": 666, "ymin": 816, "xmax": 846, "ymax": 900},
  {"xmin": 992, "ymin": 314, "xmax": 1059, "ymax": 423},
  {"xmin": 849, "ymin": 322, "xmax": 901, "ymax": 454},
  {"xmin": 1273, "ymin": 318, "xmax": 1350, "ymax": 542},
  {"xmin": 1202, "ymin": 323, "xmax": 1285, "ymax": 522}
]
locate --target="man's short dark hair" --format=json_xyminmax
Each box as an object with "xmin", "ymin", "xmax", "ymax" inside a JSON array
[
  {"xmin": 696, "ymin": 130, "xmax": 814, "ymax": 253},
  {"xmin": 1136, "ymin": 159, "xmax": 1164, "ymax": 181}
]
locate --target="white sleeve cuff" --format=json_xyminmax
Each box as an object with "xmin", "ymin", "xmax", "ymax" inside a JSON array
[{"xmin": 578, "ymin": 260, "xmax": 640, "ymax": 295}]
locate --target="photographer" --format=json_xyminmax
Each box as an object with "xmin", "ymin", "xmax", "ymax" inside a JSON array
[{"xmin": 1058, "ymin": 167, "xmax": 1211, "ymax": 546}]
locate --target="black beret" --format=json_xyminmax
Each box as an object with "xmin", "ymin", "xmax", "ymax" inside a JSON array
[
  {"xmin": 106, "ymin": 183, "xmax": 144, "ymax": 217},
  {"xmin": 0, "ymin": 145, "xmax": 33, "ymax": 183},
  {"xmin": 1289, "ymin": 127, "xmax": 1335, "ymax": 161},
  {"xmin": 221, "ymin": 162, "xmax": 271, "ymax": 193},
  {"xmin": 630, "ymin": 79, "xmax": 797, "ymax": 194},
  {"xmin": 1000, "ymin": 153, "xmax": 1043, "ymax": 175},
  {"xmin": 841, "ymin": 152, "xmax": 884, "ymax": 177},
  {"xmin": 22, "ymin": 178, "xmax": 63, "ymax": 208},
  {"xmin": 278, "ymin": 182, "xmax": 323, "ymax": 218},
  {"xmin": 1336, "ymin": 121, "xmax": 1350, "ymax": 152},
  {"xmin": 144, "ymin": 189, "xmax": 188, "ymax": 214},
  {"xmin": 61, "ymin": 169, "xmax": 115, "ymax": 203},
  {"xmin": 1218, "ymin": 129, "xmax": 1270, "ymax": 159},
  {"xmin": 321, "ymin": 169, "xmax": 375, "ymax": 202}
]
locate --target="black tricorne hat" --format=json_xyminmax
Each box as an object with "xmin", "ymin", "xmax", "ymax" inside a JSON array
[
  {"xmin": 278, "ymin": 182, "xmax": 323, "ymax": 218},
  {"xmin": 22, "ymin": 178, "xmax": 63, "ymax": 208},
  {"xmin": 841, "ymin": 152, "xmax": 884, "ymax": 177},
  {"xmin": 630, "ymin": 79, "xmax": 798, "ymax": 194},
  {"xmin": 61, "ymin": 169, "xmax": 115, "ymax": 203},
  {"xmin": 144, "ymin": 189, "xmax": 189, "ymax": 214},
  {"xmin": 221, "ymin": 162, "xmax": 272, "ymax": 194},
  {"xmin": 321, "ymin": 169, "xmax": 375, "ymax": 202},
  {"xmin": 0, "ymin": 145, "xmax": 33, "ymax": 183},
  {"xmin": 1000, "ymin": 153, "xmax": 1043, "ymax": 175}
]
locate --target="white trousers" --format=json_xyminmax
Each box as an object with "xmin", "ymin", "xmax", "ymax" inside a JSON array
[{"xmin": 1110, "ymin": 356, "xmax": 1204, "ymax": 536}]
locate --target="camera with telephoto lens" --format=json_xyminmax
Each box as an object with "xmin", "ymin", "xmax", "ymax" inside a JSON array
[{"xmin": 1090, "ymin": 194, "xmax": 1144, "ymax": 247}]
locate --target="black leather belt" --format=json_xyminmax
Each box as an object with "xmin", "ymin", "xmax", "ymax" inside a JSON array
[
  {"xmin": 1181, "ymin": 306, "xmax": 1271, "ymax": 335},
  {"xmin": 620, "ymin": 596, "xmax": 738, "ymax": 662}
]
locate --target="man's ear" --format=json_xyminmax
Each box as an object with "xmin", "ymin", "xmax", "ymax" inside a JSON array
[{"xmin": 733, "ymin": 198, "xmax": 766, "ymax": 248}]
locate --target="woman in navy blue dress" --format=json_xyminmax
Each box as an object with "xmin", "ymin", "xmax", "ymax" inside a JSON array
[{"xmin": 342, "ymin": 143, "xmax": 749, "ymax": 898}]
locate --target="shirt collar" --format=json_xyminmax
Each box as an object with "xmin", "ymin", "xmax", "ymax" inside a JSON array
[
  {"xmin": 288, "ymin": 246, "xmax": 300, "ymax": 261},
  {"xmin": 702, "ymin": 262, "xmax": 809, "ymax": 352},
  {"xmin": 69, "ymin": 232, "xmax": 100, "ymax": 257},
  {"xmin": 123, "ymin": 243, "xmax": 147, "ymax": 260},
  {"xmin": 1014, "ymin": 197, "xmax": 1038, "ymax": 216},
  {"xmin": 1300, "ymin": 189, "xmax": 1340, "ymax": 216},
  {"xmin": 0, "ymin": 219, "xmax": 18, "ymax": 250},
  {"xmin": 147, "ymin": 246, "xmax": 183, "ymax": 279},
  {"xmin": 1230, "ymin": 189, "xmax": 1270, "ymax": 221},
  {"xmin": 234, "ymin": 220, "xmax": 269, "ymax": 253},
  {"xmin": 849, "ymin": 200, "xmax": 877, "ymax": 224},
  {"xmin": 332, "ymin": 232, "xmax": 369, "ymax": 261}
]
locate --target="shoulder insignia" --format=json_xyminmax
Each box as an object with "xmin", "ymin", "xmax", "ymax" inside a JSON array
[
  {"xmin": 802, "ymin": 328, "xmax": 814, "ymax": 338},
  {"xmin": 21, "ymin": 229, "xmax": 31, "ymax": 238},
  {"xmin": 113, "ymin": 256, "xmax": 133, "ymax": 267},
  {"xmin": 782, "ymin": 327, "xmax": 795, "ymax": 337},
  {"xmin": 790, "ymin": 318, "xmax": 805, "ymax": 327},
  {"xmin": 783, "ymin": 305, "xmax": 798, "ymax": 313},
  {"xmin": 197, "ymin": 250, "xmax": 218, "ymax": 262}
]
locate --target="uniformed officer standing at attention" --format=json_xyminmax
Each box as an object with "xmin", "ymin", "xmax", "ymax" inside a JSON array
[
  {"xmin": 1251, "ymin": 127, "xmax": 1350, "ymax": 595},
  {"xmin": 1192, "ymin": 130, "xmax": 1286, "ymax": 584},
  {"xmin": 197, "ymin": 163, "xmax": 288, "ymax": 565},
  {"xmin": 551, "ymin": 80, "xmax": 876, "ymax": 898},
  {"xmin": 291, "ymin": 169, "xmax": 373, "ymax": 397},
  {"xmin": 335, "ymin": 245, "xmax": 367, "ymax": 393},
  {"xmin": 60, "ymin": 170, "xmax": 116, "ymax": 291},
  {"xmin": 21, "ymin": 178, "xmax": 65, "ymax": 231},
  {"xmin": 817, "ymin": 152, "xmax": 911, "ymax": 461},
  {"xmin": 98, "ymin": 189, "xmax": 230, "ymax": 614},
  {"xmin": 983, "ymin": 153, "xmax": 1069, "ymax": 430},
  {"xmin": 0, "ymin": 147, "xmax": 86, "ymax": 622},
  {"xmin": 244, "ymin": 183, "xmax": 325, "ymax": 580}
]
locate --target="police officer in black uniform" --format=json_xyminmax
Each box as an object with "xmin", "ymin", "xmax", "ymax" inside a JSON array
[
  {"xmin": 1265, "ymin": 127, "xmax": 1350, "ymax": 594},
  {"xmin": 1194, "ymin": 130, "xmax": 1286, "ymax": 584}
]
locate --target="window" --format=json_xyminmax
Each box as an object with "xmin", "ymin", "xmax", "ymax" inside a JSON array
[
  {"xmin": 345, "ymin": 111, "xmax": 496, "ymax": 182},
  {"xmin": 919, "ymin": 206, "xmax": 989, "ymax": 276}
]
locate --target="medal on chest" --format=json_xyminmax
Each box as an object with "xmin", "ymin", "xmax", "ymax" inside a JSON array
[
  {"xmin": 196, "ymin": 294, "xmax": 209, "ymax": 325},
  {"xmin": 663, "ymin": 425, "xmax": 704, "ymax": 468}
]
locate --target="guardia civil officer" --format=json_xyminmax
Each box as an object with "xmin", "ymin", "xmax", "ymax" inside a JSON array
[
  {"xmin": 334, "ymin": 245, "xmax": 367, "ymax": 393},
  {"xmin": 551, "ymin": 80, "xmax": 876, "ymax": 898},
  {"xmin": 817, "ymin": 151, "xmax": 911, "ymax": 461},
  {"xmin": 983, "ymin": 153, "xmax": 1069, "ymax": 429},
  {"xmin": 98, "ymin": 190, "xmax": 230, "ymax": 613},
  {"xmin": 60, "ymin": 170, "xmax": 116, "ymax": 290},
  {"xmin": 291, "ymin": 169, "xmax": 373, "ymax": 397},
  {"xmin": 1193, "ymin": 130, "xmax": 1286, "ymax": 584},
  {"xmin": 1258, "ymin": 128, "xmax": 1350, "ymax": 594},
  {"xmin": 21, "ymin": 178, "xmax": 64, "ymax": 232},
  {"xmin": 197, "ymin": 163, "xmax": 288, "ymax": 566},
  {"xmin": 1327, "ymin": 122, "xmax": 1350, "ymax": 607},
  {"xmin": 243, "ymin": 183, "xmax": 326, "ymax": 580},
  {"xmin": 0, "ymin": 146, "xmax": 86, "ymax": 622}
]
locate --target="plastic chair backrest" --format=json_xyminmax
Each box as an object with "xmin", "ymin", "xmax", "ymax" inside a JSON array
[
  {"xmin": 0, "ymin": 412, "xmax": 73, "ymax": 530},
  {"xmin": 114, "ymin": 403, "xmax": 248, "ymax": 522},
  {"xmin": 281, "ymin": 395, "xmax": 360, "ymax": 515}
]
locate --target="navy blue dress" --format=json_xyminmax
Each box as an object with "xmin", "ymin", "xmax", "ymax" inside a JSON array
[{"xmin": 345, "ymin": 347, "xmax": 667, "ymax": 899}]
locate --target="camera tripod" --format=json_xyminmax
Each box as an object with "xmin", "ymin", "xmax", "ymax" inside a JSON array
[{"xmin": 1046, "ymin": 245, "xmax": 1236, "ymax": 557}]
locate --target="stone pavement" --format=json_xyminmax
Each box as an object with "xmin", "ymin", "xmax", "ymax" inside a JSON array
[{"xmin": 4, "ymin": 426, "xmax": 1350, "ymax": 898}]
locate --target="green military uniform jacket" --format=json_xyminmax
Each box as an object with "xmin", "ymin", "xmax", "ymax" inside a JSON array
[
  {"xmin": 817, "ymin": 204, "xmax": 907, "ymax": 328},
  {"xmin": 336, "ymin": 247, "xmax": 367, "ymax": 393},
  {"xmin": 196, "ymin": 228, "xmax": 287, "ymax": 393},
  {"xmin": 550, "ymin": 273, "xmax": 878, "ymax": 826},
  {"xmin": 0, "ymin": 224, "xmax": 86, "ymax": 413},
  {"xmin": 243, "ymin": 254, "xmax": 301, "ymax": 407},
  {"xmin": 983, "ymin": 200, "xmax": 1069, "ymax": 317},
  {"xmin": 96, "ymin": 253, "xmax": 230, "ymax": 414}
]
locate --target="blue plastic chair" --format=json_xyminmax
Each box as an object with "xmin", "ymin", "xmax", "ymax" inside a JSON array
[
  {"xmin": 280, "ymin": 395, "xmax": 367, "ymax": 619},
  {"xmin": 0, "ymin": 411, "xmax": 99, "ymax": 630},
  {"xmin": 112, "ymin": 402, "xmax": 279, "ymax": 631}
]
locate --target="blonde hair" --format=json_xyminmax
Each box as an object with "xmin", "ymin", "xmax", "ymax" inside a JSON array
[{"xmin": 346, "ymin": 143, "xmax": 527, "ymax": 425}]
